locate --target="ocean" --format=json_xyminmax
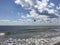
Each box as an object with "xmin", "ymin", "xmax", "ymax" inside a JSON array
[
  {"xmin": 0, "ymin": 26, "xmax": 60, "ymax": 45},
  {"xmin": 0, "ymin": 26, "xmax": 59, "ymax": 32}
]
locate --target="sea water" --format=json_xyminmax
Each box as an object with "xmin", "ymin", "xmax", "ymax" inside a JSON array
[{"xmin": 0, "ymin": 26, "xmax": 60, "ymax": 45}]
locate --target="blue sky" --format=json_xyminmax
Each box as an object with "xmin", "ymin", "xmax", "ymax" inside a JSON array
[
  {"xmin": 0, "ymin": 0, "xmax": 29, "ymax": 20},
  {"xmin": 0, "ymin": 0, "xmax": 60, "ymax": 25}
]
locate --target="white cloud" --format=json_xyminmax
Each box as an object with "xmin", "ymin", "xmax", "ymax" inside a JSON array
[
  {"xmin": 15, "ymin": 0, "xmax": 49, "ymax": 10},
  {"xmin": 56, "ymin": 6, "xmax": 60, "ymax": 10},
  {"xmin": 18, "ymin": 18, "xmax": 33, "ymax": 22},
  {"xmin": 44, "ymin": 8, "xmax": 56, "ymax": 14},
  {"xmin": 48, "ymin": 3, "xmax": 55, "ymax": 8},
  {"xmin": 29, "ymin": 9, "xmax": 38, "ymax": 17},
  {"xmin": 15, "ymin": 0, "xmax": 20, "ymax": 4},
  {"xmin": 15, "ymin": 0, "xmax": 60, "ymax": 25},
  {"xmin": 56, "ymin": 4, "xmax": 60, "ymax": 10},
  {"xmin": 0, "ymin": 18, "xmax": 60, "ymax": 25},
  {"xmin": 15, "ymin": 0, "xmax": 36, "ymax": 9}
]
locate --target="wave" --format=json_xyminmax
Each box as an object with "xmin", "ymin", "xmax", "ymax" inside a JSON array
[{"xmin": 1, "ymin": 36, "xmax": 60, "ymax": 45}]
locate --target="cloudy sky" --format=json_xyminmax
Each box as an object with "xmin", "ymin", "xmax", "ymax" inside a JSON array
[{"xmin": 0, "ymin": 0, "xmax": 60, "ymax": 25}]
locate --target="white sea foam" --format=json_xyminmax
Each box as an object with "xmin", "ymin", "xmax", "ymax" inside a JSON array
[
  {"xmin": 0, "ymin": 36, "xmax": 60, "ymax": 45},
  {"xmin": 0, "ymin": 33, "xmax": 5, "ymax": 36}
]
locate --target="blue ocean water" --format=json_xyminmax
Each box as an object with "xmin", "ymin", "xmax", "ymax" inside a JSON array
[
  {"xmin": 0, "ymin": 26, "xmax": 59, "ymax": 32},
  {"xmin": 0, "ymin": 26, "xmax": 60, "ymax": 39},
  {"xmin": 0, "ymin": 26, "xmax": 60, "ymax": 45}
]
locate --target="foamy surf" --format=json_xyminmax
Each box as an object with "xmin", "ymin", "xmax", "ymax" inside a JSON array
[
  {"xmin": 0, "ymin": 33, "xmax": 5, "ymax": 36},
  {"xmin": 0, "ymin": 36, "xmax": 60, "ymax": 45}
]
